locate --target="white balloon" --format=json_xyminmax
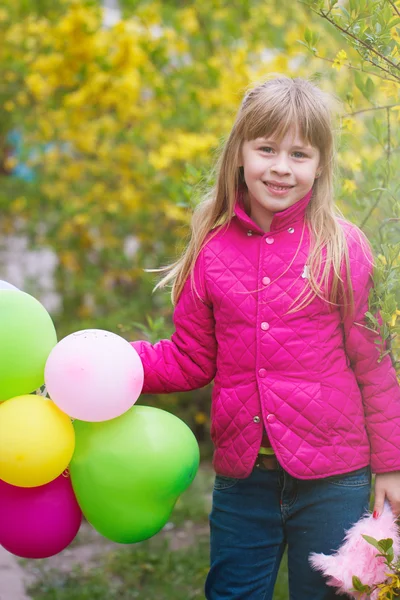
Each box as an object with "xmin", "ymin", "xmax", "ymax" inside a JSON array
[{"xmin": 0, "ymin": 280, "xmax": 19, "ymax": 291}]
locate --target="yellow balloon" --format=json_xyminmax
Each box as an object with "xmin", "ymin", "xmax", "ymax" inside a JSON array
[{"xmin": 0, "ymin": 395, "xmax": 75, "ymax": 487}]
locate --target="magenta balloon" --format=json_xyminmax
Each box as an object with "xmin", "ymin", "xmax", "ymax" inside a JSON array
[
  {"xmin": 45, "ymin": 329, "xmax": 144, "ymax": 421},
  {"xmin": 0, "ymin": 475, "xmax": 82, "ymax": 559}
]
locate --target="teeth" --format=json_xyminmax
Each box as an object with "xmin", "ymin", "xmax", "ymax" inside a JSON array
[{"xmin": 266, "ymin": 183, "xmax": 291, "ymax": 191}]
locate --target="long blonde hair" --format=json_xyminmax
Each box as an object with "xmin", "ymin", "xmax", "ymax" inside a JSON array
[{"xmin": 155, "ymin": 75, "xmax": 362, "ymax": 318}]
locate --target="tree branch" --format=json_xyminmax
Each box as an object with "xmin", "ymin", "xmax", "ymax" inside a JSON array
[
  {"xmin": 346, "ymin": 103, "xmax": 400, "ymax": 115},
  {"xmin": 313, "ymin": 52, "xmax": 400, "ymax": 83},
  {"xmin": 319, "ymin": 8, "xmax": 400, "ymax": 74},
  {"xmin": 388, "ymin": 0, "xmax": 400, "ymax": 18}
]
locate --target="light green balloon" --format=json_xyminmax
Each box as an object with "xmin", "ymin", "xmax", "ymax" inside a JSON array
[
  {"xmin": 0, "ymin": 291, "xmax": 57, "ymax": 401},
  {"xmin": 70, "ymin": 405, "xmax": 200, "ymax": 543}
]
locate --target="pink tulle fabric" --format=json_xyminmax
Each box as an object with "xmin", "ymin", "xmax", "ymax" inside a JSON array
[{"xmin": 309, "ymin": 503, "xmax": 400, "ymax": 599}]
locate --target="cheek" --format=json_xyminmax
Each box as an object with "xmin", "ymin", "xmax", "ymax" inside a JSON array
[
  {"xmin": 244, "ymin": 156, "xmax": 265, "ymax": 177},
  {"xmin": 295, "ymin": 165, "xmax": 318, "ymax": 183}
]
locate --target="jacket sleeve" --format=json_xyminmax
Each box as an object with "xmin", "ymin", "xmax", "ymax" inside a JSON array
[
  {"xmin": 340, "ymin": 226, "xmax": 400, "ymax": 473},
  {"xmin": 131, "ymin": 248, "xmax": 217, "ymax": 394}
]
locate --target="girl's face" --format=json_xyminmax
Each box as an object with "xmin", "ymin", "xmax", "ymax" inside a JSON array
[{"xmin": 239, "ymin": 127, "xmax": 321, "ymax": 232}]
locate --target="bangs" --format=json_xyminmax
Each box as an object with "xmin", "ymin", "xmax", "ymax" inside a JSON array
[{"xmin": 241, "ymin": 86, "xmax": 328, "ymax": 151}]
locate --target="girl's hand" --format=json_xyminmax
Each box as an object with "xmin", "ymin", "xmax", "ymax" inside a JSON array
[{"xmin": 373, "ymin": 471, "xmax": 400, "ymax": 518}]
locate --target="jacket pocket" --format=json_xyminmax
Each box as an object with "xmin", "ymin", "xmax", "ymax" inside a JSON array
[
  {"xmin": 210, "ymin": 383, "xmax": 259, "ymax": 448},
  {"xmin": 266, "ymin": 379, "xmax": 328, "ymax": 447}
]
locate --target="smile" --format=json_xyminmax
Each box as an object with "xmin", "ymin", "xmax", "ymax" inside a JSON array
[{"xmin": 264, "ymin": 182, "xmax": 294, "ymax": 191}]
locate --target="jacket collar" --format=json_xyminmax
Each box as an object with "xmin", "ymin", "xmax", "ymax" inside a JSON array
[{"xmin": 233, "ymin": 186, "xmax": 313, "ymax": 234}]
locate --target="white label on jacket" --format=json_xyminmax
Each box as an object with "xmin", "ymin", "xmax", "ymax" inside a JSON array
[{"xmin": 301, "ymin": 265, "xmax": 309, "ymax": 279}]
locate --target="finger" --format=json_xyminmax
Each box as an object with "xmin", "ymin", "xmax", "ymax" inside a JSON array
[{"xmin": 373, "ymin": 487, "xmax": 385, "ymax": 519}]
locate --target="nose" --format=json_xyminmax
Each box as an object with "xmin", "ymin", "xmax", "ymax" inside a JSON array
[{"xmin": 271, "ymin": 153, "xmax": 291, "ymax": 176}]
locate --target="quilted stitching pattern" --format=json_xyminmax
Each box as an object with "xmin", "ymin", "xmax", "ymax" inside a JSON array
[{"xmin": 132, "ymin": 192, "xmax": 400, "ymax": 480}]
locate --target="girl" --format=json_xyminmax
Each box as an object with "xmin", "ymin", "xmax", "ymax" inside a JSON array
[{"xmin": 131, "ymin": 76, "xmax": 400, "ymax": 599}]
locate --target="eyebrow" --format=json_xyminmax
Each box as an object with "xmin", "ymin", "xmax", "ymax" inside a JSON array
[{"xmin": 255, "ymin": 138, "xmax": 314, "ymax": 150}]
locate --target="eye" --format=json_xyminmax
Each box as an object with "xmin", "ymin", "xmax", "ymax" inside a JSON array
[
  {"xmin": 259, "ymin": 146, "xmax": 274, "ymax": 153},
  {"xmin": 293, "ymin": 151, "xmax": 307, "ymax": 158}
]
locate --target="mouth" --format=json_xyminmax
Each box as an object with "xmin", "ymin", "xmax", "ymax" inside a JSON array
[{"xmin": 263, "ymin": 182, "xmax": 295, "ymax": 191}]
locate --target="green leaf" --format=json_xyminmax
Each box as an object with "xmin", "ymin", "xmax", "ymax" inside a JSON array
[
  {"xmin": 365, "ymin": 77, "xmax": 375, "ymax": 100},
  {"xmin": 365, "ymin": 312, "xmax": 380, "ymax": 328},
  {"xmin": 378, "ymin": 538, "xmax": 394, "ymax": 553},
  {"xmin": 362, "ymin": 534, "xmax": 382, "ymax": 551},
  {"xmin": 339, "ymin": 5, "xmax": 351, "ymax": 20},
  {"xmin": 351, "ymin": 575, "xmax": 371, "ymax": 593},
  {"xmin": 304, "ymin": 27, "xmax": 312, "ymax": 45},
  {"xmin": 353, "ymin": 70, "xmax": 365, "ymax": 95}
]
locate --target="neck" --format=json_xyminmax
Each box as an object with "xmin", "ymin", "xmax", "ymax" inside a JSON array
[{"xmin": 234, "ymin": 186, "xmax": 314, "ymax": 234}]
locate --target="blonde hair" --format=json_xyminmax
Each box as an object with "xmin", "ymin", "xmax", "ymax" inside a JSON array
[{"xmin": 155, "ymin": 75, "xmax": 362, "ymax": 318}]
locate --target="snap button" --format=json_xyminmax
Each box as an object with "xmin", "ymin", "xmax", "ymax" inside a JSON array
[
  {"xmin": 258, "ymin": 368, "xmax": 267, "ymax": 378},
  {"xmin": 267, "ymin": 414, "xmax": 276, "ymax": 423},
  {"xmin": 265, "ymin": 237, "xmax": 274, "ymax": 244},
  {"xmin": 261, "ymin": 322, "xmax": 269, "ymax": 331},
  {"xmin": 288, "ymin": 227, "xmax": 295, "ymax": 234},
  {"xmin": 253, "ymin": 416, "xmax": 261, "ymax": 424},
  {"xmin": 262, "ymin": 276, "xmax": 271, "ymax": 285},
  {"xmin": 247, "ymin": 230, "xmax": 253, "ymax": 236}
]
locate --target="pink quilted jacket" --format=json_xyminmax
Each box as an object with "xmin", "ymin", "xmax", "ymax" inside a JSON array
[{"xmin": 132, "ymin": 188, "xmax": 400, "ymax": 479}]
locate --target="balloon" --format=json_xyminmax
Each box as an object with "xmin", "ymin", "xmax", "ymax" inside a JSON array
[
  {"xmin": 45, "ymin": 329, "xmax": 144, "ymax": 421},
  {"xmin": 70, "ymin": 405, "xmax": 200, "ymax": 543},
  {"xmin": 0, "ymin": 280, "xmax": 19, "ymax": 291},
  {"xmin": 0, "ymin": 291, "xmax": 57, "ymax": 401},
  {"xmin": 0, "ymin": 474, "xmax": 82, "ymax": 558},
  {"xmin": 0, "ymin": 395, "xmax": 75, "ymax": 487}
]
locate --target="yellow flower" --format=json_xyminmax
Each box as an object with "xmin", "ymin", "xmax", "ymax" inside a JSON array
[
  {"xmin": 178, "ymin": 8, "xmax": 199, "ymax": 34},
  {"xmin": 390, "ymin": 310, "xmax": 400, "ymax": 327},
  {"xmin": 164, "ymin": 203, "xmax": 189, "ymax": 223},
  {"xmin": 25, "ymin": 73, "xmax": 51, "ymax": 100},
  {"xmin": 341, "ymin": 152, "xmax": 362, "ymax": 172},
  {"xmin": 391, "ymin": 26, "xmax": 400, "ymax": 43},
  {"xmin": 342, "ymin": 117, "xmax": 355, "ymax": 132},
  {"xmin": 380, "ymin": 80, "xmax": 400, "ymax": 100},
  {"xmin": 271, "ymin": 54, "xmax": 288, "ymax": 72},
  {"xmin": 343, "ymin": 179, "xmax": 357, "ymax": 194},
  {"xmin": 332, "ymin": 49, "xmax": 347, "ymax": 71}
]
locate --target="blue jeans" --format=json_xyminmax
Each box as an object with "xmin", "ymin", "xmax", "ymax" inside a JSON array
[{"xmin": 205, "ymin": 464, "xmax": 371, "ymax": 599}]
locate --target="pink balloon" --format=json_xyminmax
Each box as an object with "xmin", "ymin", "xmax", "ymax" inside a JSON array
[
  {"xmin": 44, "ymin": 329, "xmax": 144, "ymax": 421},
  {"xmin": 0, "ymin": 474, "xmax": 82, "ymax": 559}
]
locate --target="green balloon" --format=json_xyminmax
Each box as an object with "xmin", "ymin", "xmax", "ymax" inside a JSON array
[
  {"xmin": 0, "ymin": 291, "xmax": 57, "ymax": 401},
  {"xmin": 70, "ymin": 405, "xmax": 200, "ymax": 543}
]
